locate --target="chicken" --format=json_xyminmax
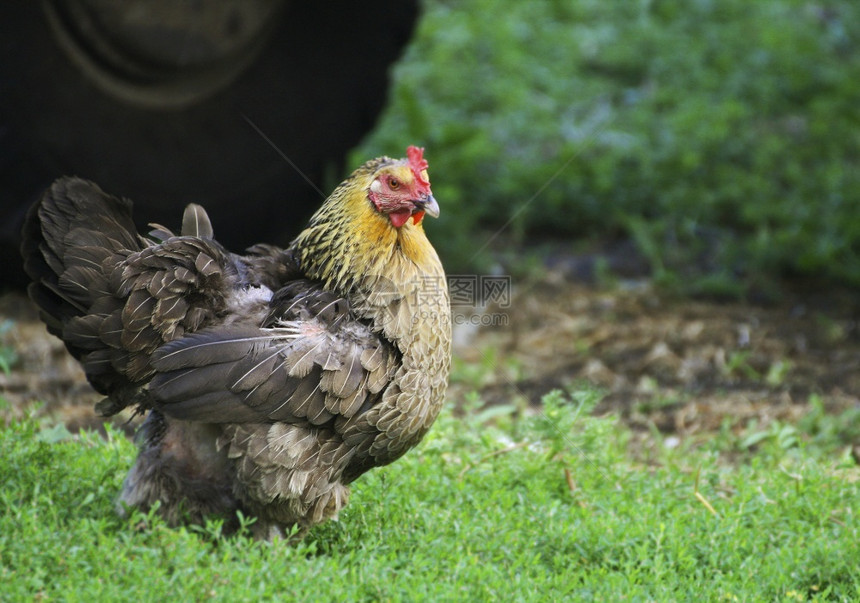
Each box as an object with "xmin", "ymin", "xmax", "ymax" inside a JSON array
[{"xmin": 21, "ymin": 146, "xmax": 451, "ymax": 539}]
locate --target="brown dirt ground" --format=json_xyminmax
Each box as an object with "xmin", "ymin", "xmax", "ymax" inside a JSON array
[
  {"xmin": 450, "ymin": 272, "xmax": 859, "ymax": 440},
  {"xmin": 1, "ymin": 274, "xmax": 858, "ymax": 443}
]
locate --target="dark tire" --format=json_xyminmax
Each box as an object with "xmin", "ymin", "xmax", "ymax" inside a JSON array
[{"xmin": 1, "ymin": 1, "xmax": 418, "ymax": 288}]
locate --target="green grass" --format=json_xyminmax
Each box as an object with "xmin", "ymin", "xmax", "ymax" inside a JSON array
[{"xmin": 1, "ymin": 391, "xmax": 858, "ymax": 601}]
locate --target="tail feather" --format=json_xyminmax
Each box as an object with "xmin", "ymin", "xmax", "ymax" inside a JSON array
[
  {"xmin": 21, "ymin": 177, "xmax": 147, "ymax": 400},
  {"xmin": 22, "ymin": 177, "xmax": 142, "ymax": 334},
  {"xmin": 21, "ymin": 177, "xmax": 240, "ymax": 411},
  {"xmin": 181, "ymin": 204, "xmax": 215, "ymax": 239}
]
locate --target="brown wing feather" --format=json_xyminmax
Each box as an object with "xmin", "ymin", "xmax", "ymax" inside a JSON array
[{"xmin": 148, "ymin": 285, "xmax": 399, "ymax": 432}]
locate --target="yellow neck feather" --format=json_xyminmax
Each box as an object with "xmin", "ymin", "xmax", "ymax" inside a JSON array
[
  {"xmin": 293, "ymin": 173, "xmax": 442, "ymax": 292},
  {"xmin": 290, "ymin": 161, "xmax": 451, "ymax": 419}
]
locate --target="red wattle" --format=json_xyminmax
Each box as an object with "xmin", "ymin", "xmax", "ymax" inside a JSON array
[
  {"xmin": 389, "ymin": 209, "xmax": 412, "ymax": 228},
  {"xmin": 411, "ymin": 211, "xmax": 425, "ymax": 225}
]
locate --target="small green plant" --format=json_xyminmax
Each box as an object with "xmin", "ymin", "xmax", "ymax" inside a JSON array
[
  {"xmin": 723, "ymin": 350, "xmax": 761, "ymax": 381},
  {"xmin": 740, "ymin": 420, "xmax": 800, "ymax": 454},
  {"xmin": 764, "ymin": 359, "xmax": 793, "ymax": 387},
  {"xmin": 796, "ymin": 394, "xmax": 860, "ymax": 459},
  {"xmin": 449, "ymin": 345, "xmax": 524, "ymax": 389},
  {"xmin": 723, "ymin": 352, "xmax": 793, "ymax": 387},
  {"xmin": 521, "ymin": 387, "xmax": 612, "ymax": 462},
  {"xmin": 635, "ymin": 393, "xmax": 684, "ymax": 414},
  {"xmin": 0, "ymin": 320, "xmax": 19, "ymax": 375}
]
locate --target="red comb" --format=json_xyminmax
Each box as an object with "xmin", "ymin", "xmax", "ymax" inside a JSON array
[{"xmin": 407, "ymin": 146, "xmax": 430, "ymax": 185}]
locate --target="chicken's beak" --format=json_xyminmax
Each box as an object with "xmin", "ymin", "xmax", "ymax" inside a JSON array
[{"xmin": 419, "ymin": 194, "xmax": 440, "ymax": 218}]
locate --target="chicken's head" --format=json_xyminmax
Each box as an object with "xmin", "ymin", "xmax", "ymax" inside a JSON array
[{"xmin": 367, "ymin": 146, "xmax": 439, "ymax": 228}]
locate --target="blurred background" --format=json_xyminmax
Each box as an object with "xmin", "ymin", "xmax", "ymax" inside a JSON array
[
  {"xmin": 355, "ymin": 0, "xmax": 859, "ymax": 300},
  {"xmin": 3, "ymin": 0, "xmax": 859, "ymax": 298}
]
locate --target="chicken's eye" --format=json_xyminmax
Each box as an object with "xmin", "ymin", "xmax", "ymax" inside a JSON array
[{"xmin": 389, "ymin": 178, "xmax": 400, "ymax": 190}]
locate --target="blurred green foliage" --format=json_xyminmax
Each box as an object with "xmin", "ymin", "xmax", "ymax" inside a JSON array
[{"xmin": 356, "ymin": 0, "xmax": 860, "ymax": 292}]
